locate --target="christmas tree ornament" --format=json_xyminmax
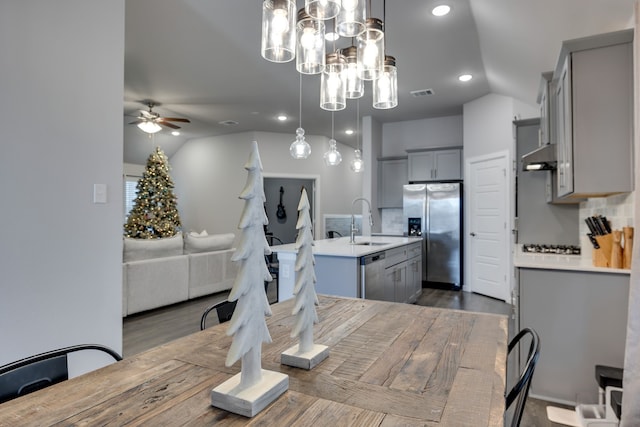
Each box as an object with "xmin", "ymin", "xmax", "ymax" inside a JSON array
[
  {"xmin": 211, "ymin": 140, "xmax": 288, "ymax": 417},
  {"xmin": 281, "ymin": 188, "xmax": 328, "ymax": 369}
]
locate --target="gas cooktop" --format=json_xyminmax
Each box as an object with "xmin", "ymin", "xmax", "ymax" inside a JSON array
[{"xmin": 522, "ymin": 244, "xmax": 581, "ymax": 255}]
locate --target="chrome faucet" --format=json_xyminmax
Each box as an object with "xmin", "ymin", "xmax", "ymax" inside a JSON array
[{"xmin": 350, "ymin": 197, "xmax": 373, "ymax": 244}]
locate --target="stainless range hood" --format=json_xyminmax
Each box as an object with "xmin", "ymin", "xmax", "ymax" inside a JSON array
[{"xmin": 521, "ymin": 144, "xmax": 557, "ymax": 171}]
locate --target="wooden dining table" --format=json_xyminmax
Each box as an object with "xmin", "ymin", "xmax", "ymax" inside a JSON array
[{"xmin": 0, "ymin": 295, "xmax": 508, "ymax": 426}]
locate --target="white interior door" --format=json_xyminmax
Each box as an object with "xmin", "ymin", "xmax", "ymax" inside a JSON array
[{"xmin": 466, "ymin": 152, "xmax": 510, "ymax": 302}]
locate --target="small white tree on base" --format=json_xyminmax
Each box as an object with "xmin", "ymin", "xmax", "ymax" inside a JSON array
[
  {"xmin": 281, "ymin": 188, "xmax": 329, "ymax": 370},
  {"xmin": 210, "ymin": 141, "xmax": 288, "ymax": 417}
]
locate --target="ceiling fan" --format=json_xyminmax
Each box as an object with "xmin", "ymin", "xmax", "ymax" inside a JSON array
[{"xmin": 130, "ymin": 102, "xmax": 190, "ymax": 134}]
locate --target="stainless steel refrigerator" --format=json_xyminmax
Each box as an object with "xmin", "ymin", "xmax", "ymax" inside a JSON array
[{"xmin": 403, "ymin": 183, "xmax": 462, "ymax": 289}]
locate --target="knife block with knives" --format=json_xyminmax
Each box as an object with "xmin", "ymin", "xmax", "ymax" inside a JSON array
[{"xmin": 586, "ymin": 215, "xmax": 633, "ymax": 269}]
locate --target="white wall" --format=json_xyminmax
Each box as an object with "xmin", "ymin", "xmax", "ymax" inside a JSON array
[
  {"xmin": 170, "ymin": 131, "xmax": 363, "ymax": 239},
  {"xmin": 381, "ymin": 115, "xmax": 463, "ymax": 157},
  {"xmin": 0, "ymin": 1, "xmax": 124, "ymax": 371},
  {"xmin": 363, "ymin": 116, "xmax": 383, "ymax": 233}
]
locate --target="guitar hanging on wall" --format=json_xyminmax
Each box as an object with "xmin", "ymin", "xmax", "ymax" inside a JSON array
[{"xmin": 276, "ymin": 186, "xmax": 287, "ymax": 220}]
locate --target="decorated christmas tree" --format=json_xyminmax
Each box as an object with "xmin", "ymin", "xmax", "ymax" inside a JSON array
[
  {"xmin": 124, "ymin": 146, "xmax": 181, "ymax": 239},
  {"xmin": 281, "ymin": 188, "xmax": 328, "ymax": 370},
  {"xmin": 211, "ymin": 141, "xmax": 288, "ymax": 417}
]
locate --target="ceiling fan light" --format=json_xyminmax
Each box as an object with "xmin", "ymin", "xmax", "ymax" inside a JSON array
[
  {"xmin": 305, "ymin": 0, "xmax": 341, "ymax": 20},
  {"xmin": 137, "ymin": 121, "xmax": 162, "ymax": 134},
  {"xmin": 262, "ymin": 0, "xmax": 296, "ymax": 63},
  {"xmin": 296, "ymin": 9, "xmax": 326, "ymax": 74},
  {"xmin": 336, "ymin": 0, "xmax": 366, "ymax": 37},
  {"xmin": 373, "ymin": 55, "xmax": 398, "ymax": 109}
]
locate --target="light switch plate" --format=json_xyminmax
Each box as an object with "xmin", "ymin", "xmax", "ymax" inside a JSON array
[{"xmin": 93, "ymin": 184, "xmax": 107, "ymax": 204}]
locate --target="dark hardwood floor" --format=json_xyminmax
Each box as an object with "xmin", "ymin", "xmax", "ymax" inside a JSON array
[{"xmin": 123, "ymin": 286, "xmax": 572, "ymax": 426}]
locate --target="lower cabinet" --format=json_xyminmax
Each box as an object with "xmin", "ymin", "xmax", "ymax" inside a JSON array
[
  {"xmin": 384, "ymin": 242, "xmax": 422, "ymax": 304},
  {"xmin": 406, "ymin": 253, "xmax": 422, "ymax": 303}
]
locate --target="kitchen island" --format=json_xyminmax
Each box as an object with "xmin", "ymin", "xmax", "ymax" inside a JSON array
[{"xmin": 272, "ymin": 236, "xmax": 422, "ymax": 303}]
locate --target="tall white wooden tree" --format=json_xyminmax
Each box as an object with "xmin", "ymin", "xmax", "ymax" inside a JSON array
[
  {"xmin": 211, "ymin": 141, "xmax": 288, "ymax": 417},
  {"xmin": 281, "ymin": 188, "xmax": 329, "ymax": 370}
]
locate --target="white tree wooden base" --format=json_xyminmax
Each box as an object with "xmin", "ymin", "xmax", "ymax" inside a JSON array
[
  {"xmin": 210, "ymin": 370, "xmax": 289, "ymax": 417},
  {"xmin": 281, "ymin": 343, "xmax": 329, "ymax": 370}
]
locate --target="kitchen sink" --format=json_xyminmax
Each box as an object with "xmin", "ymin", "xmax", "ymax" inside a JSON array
[{"xmin": 354, "ymin": 242, "xmax": 389, "ymax": 246}]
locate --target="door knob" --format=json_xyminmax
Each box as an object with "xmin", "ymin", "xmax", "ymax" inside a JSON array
[{"xmin": 470, "ymin": 232, "xmax": 476, "ymax": 237}]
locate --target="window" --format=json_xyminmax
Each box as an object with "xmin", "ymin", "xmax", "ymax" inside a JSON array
[{"xmin": 124, "ymin": 175, "xmax": 141, "ymax": 221}]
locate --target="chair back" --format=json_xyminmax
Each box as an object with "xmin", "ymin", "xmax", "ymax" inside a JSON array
[
  {"xmin": 505, "ymin": 328, "xmax": 540, "ymax": 427},
  {"xmin": 200, "ymin": 300, "xmax": 237, "ymax": 330},
  {"xmin": 0, "ymin": 344, "xmax": 122, "ymax": 404},
  {"xmin": 326, "ymin": 230, "xmax": 342, "ymax": 238}
]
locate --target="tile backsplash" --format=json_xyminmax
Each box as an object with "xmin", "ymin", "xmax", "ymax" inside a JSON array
[
  {"xmin": 579, "ymin": 192, "xmax": 635, "ymax": 254},
  {"xmin": 380, "ymin": 208, "xmax": 404, "ymax": 235}
]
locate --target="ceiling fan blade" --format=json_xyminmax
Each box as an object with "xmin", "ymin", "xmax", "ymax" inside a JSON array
[
  {"xmin": 160, "ymin": 121, "xmax": 180, "ymax": 129},
  {"xmin": 161, "ymin": 117, "xmax": 191, "ymax": 123}
]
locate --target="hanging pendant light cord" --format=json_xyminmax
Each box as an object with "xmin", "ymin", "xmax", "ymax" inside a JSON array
[
  {"xmin": 331, "ymin": 111, "xmax": 335, "ymax": 139},
  {"xmin": 299, "ymin": 73, "xmax": 302, "ymax": 128},
  {"xmin": 357, "ymin": 99, "xmax": 360, "ymax": 151}
]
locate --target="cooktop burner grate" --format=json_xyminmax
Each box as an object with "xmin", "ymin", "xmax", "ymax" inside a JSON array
[{"xmin": 522, "ymin": 244, "xmax": 581, "ymax": 255}]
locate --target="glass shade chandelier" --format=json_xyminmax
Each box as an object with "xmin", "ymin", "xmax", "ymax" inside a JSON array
[
  {"xmin": 373, "ymin": 55, "xmax": 397, "ymax": 109},
  {"xmin": 261, "ymin": 0, "xmax": 296, "ymax": 63},
  {"xmin": 357, "ymin": 18, "xmax": 384, "ymax": 81},
  {"xmin": 320, "ymin": 52, "xmax": 346, "ymax": 111},
  {"xmin": 305, "ymin": 0, "xmax": 341, "ymax": 20},
  {"xmin": 341, "ymin": 46, "xmax": 364, "ymax": 99},
  {"xmin": 337, "ymin": 0, "xmax": 367, "ymax": 37},
  {"xmin": 350, "ymin": 100, "xmax": 364, "ymax": 172},
  {"xmin": 324, "ymin": 113, "xmax": 342, "ymax": 166},
  {"xmin": 290, "ymin": 74, "xmax": 311, "ymax": 159},
  {"xmin": 296, "ymin": 9, "xmax": 325, "ymax": 74}
]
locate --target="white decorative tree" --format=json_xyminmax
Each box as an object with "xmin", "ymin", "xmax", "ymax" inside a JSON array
[
  {"xmin": 281, "ymin": 188, "xmax": 329, "ymax": 370},
  {"xmin": 210, "ymin": 141, "xmax": 288, "ymax": 417}
]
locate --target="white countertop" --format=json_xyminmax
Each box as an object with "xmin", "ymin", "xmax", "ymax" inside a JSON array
[
  {"xmin": 513, "ymin": 245, "xmax": 630, "ymax": 275},
  {"xmin": 271, "ymin": 236, "xmax": 422, "ymax": 258}
]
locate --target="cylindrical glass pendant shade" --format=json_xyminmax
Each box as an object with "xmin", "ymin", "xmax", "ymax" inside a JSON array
[
  {"xmin": 262, "ymin": 0, "xmax": 296, "ymax": 63},
  {"xmin": 324, "ymin": 139, "xmax": 342, "ymax": 166},
  {"xmin": 320, "ymin": 53, "xmax": 346, "ymax": 111},
  {"xmin": 336, "ymin": 0, "xmax": 366, "ymax": 37},
  {"xmin": 341, "ymin": 46, "xmax": 363, "ymax": 99},
  {"xmin": 373, "ymin": 55, "xmax": 398, "ymax": 109},
  {"xmin": 296, "ymin": 9, "xmax": 325, "ymax": 74},
  {"xmin": 357, "ymin": 18, "xmax": 384, "ymax": 80},
  {"xmin": 305, "ymin": 0, "xmax": 341, "ymax": 20}
]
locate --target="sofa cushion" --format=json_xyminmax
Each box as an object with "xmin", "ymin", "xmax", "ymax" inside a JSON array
[
  {"xmin": 184, "ymin": 232, "xmax": 235, "ymax": 254},
  {"xmin": 123, "ymin": 232, "xmax": 183, "ymax": 262}
]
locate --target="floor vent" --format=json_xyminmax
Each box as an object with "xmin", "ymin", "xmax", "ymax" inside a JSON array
[{"xmin": 410, "ymin": 88, "xmax": 434, "ymax": 97}]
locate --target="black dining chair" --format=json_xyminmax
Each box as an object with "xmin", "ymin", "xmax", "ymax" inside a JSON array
[
  {"xmin": 326, "ymin": 230, "xmax": 342, "ymax": 238},
  {"xmin": 0, "ymin": 344, "xmax": 122, "ymax": 404},
  {"xmin": 200, "ymin": 300, "xmax": 238, "ymax": 330},
  {"xmin": 505, "ymin": 328, "xmax": 541, "ymax": 427}
]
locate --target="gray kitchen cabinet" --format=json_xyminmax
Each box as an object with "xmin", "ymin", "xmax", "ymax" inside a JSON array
[
  {"xmin": 553, "ymin": 29, "xmax": 633, "ymax": 199},
  {"xmin": 407, "ymin": 148, "xmax": 462, "ymax": 182},
  {"xmin": 377, "ymin": 156, "xmax": 408, "ymax": 208},
  {"xmin": 384, "ymin": 245, "xmax": 408, "ymax": 303},
  {"xmin": 406, "ymin": 242, "xmax": 422, "ymax": 303},
  {"xmin": 537, "ymin": 72, "xmax": 553, "ymax": 147}
]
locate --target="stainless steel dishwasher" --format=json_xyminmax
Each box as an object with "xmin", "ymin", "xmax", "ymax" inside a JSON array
[{"xmin": 360, "ymin": 251, "xmax": 386, "ymax": 301}]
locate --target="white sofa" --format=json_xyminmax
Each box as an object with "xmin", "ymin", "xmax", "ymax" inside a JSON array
[{"xmin": 122, "ymin": 232, "xmax": 236, "ymax": 316}]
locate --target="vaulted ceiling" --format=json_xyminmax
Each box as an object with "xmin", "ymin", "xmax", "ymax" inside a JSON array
[{"xmin": 124, "ymin": 0, "xmax": 634, "ymax": 164}]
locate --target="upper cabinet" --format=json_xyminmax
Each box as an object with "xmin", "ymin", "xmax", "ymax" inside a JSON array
[
  {"xmin": 537, "ymin": 72, "xmax": 554, "ymax": 147},
  {"xmin": 407, "ymin": 147, "xmax": 462, "ymax": 182},
  {"xmin": 552, "ymin": 29, "xmax": 634, "ymax": 199},
  {"xmin": 378, "ymin": 157, "xmax": 408, "ymax": 208}
]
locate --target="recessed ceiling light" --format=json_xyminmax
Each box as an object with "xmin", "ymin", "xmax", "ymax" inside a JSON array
[
  {"xmin": 345, "ymin": 129, "xmax": 354, "ymax": 135},
  {"xmin": 171, "ymin": 131, "xmax": 180, "ymax": 136},
  {"xmin": 458, "ymin": 74, "xmax": 473, "ymax": 82},
  {"xmin": 277, "ymin": 115, "xmax": 288, "ymax": 121},
  {"xmin": 325, "ymin": 31, "xmax": 339, "ymax": 42},
  {"xmin": 432, "ymin": 5, "xmax": 451, "ymax": 17}
]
